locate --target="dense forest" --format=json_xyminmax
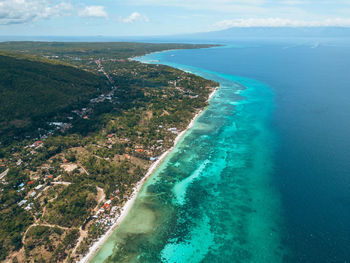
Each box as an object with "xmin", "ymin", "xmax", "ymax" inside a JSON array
[{"xmin": 0, "ymin": 53, "xmax": 108, "ymax": 142}]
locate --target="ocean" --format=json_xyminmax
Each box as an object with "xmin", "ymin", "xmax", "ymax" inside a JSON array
[{"xmin": 90, "ymin": 39, "xmax": 350, "ymax": 263}]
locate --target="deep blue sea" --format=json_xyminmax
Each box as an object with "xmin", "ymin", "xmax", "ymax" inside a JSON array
[{"xmin": 91, "ymin": 40, "xmax": 350, "ymax": 263}]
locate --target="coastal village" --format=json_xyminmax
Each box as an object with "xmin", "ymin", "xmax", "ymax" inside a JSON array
[{"xmin": 0, "ymin": 43, "xmax": 217, "ymax": 262}]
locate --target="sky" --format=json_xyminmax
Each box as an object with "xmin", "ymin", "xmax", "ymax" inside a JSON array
[{"xmin": 0, "ymin": 0, "xmax": 350, "ymax": 36}]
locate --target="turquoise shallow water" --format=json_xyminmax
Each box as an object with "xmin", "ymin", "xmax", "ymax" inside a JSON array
[{"xmin": 90, "ymin": 51, "xmax": 289, "ymax": 262}]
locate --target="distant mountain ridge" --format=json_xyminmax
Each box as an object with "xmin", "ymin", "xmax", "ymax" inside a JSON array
[
  {"xmin": 2, "ymin": 27, "xmax": 350, "ymax": 43},
  {"xmin": 185, "ymin": 26, "xmax": 350, "ymax": 40}
]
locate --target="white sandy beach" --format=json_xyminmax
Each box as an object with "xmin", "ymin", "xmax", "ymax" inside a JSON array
[{"xmin": 79, "ymin": 86, "xmax": 218, "ymax": 263}]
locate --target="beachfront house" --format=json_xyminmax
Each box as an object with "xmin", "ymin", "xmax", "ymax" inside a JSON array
[{"xmin": 168, "ymin": 127, "xmax": 178, "ymax": 134}]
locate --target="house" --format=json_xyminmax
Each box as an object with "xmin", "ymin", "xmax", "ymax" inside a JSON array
[
  {"xmin": 32, "ymin": 141, "xmax": 43, "ymax": 148},
  {"xmin": 136, "ymin": 149, "xmax": 144, "ymax": 153},
  {"xmin": 168, "ymin": 127, "xmax": 178, "ymax": 134},
  {"xmin": 24, "ymin": 203, "xmax": 33, "ymax": 211},
  {"xmin": 27, "ymin": 180, "xmax": 35, "ymax": 185},
  {"xmin": 48, "ymin": 122, "xmax": 63, "ymax": 127},
  {"xmin": 35, "ymin": 184, "xmax": 44, "ymax": 191},
  {"xmin": 29, "ymin": 191, "xmax": 37, "ymax": 198},
  {"xmin": 18, "ymin": 200, "xmax": 27, "ymax": 206},
  {"xmin": 96, "ymin": 208, "xmax": 105, "ymax": 216}
]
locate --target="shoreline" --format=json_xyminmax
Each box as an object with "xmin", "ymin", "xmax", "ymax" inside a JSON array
[{"xmin": 79, "ymin": 86, "xmax": 218, "ymax": 263}]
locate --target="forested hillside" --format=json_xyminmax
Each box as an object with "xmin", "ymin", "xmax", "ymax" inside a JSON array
[{"xmin": 0, "ymin": 53, "xmax": 108, "ymax": 141}]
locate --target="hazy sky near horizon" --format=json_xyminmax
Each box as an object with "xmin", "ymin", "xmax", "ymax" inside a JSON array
[{"xmin": 1, "ymin": 0, "xmax": 350, "ymax": 36}]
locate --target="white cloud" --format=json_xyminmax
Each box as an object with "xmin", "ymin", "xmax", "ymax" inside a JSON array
[
  {"xmin": 213, "ymin": 17, "xmax": 350, "ymax": 30},
  {"xmin": 79, "ymin": 6, "xmax": 108, "ymax": 19},
  {"xmin": 128, "ymin": 0, "xmax": 266, "ymax": 13},
  {"xmin": 126, "ymin": 0, "xmax": 350, "ymax": 22},
  {"xmin": 0, "ymin": 0, "xmax": 73, "ymax": 25},
  {"xmin": 119, "ymin": 12, "xmax": 149, "ymax": 23},
  {"xmin": 126, "ymin": 0, "xmax": 313, "ymax": 18},
  {"xmin": 128, "ymin": 0, "xmax": 265, "ymax": 7}
]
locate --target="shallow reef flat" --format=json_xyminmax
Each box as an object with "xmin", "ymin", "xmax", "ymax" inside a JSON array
[{"xmin": 90, "ymin": 53, "xmax": 290, "ymax": 263}]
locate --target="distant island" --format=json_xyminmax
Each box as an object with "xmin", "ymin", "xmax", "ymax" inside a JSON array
[{"xmin": 0, "ymin": 42, "xmax": 218, "ymax": 262}]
